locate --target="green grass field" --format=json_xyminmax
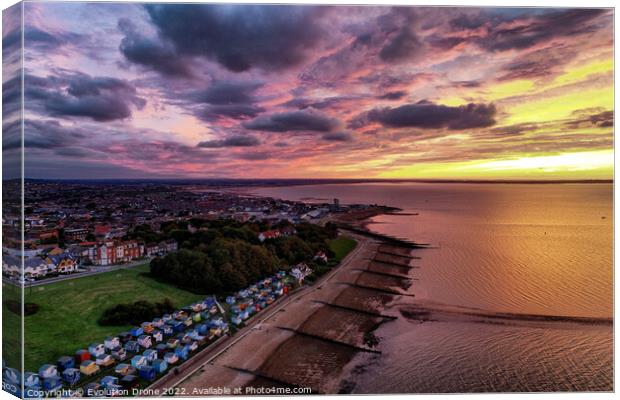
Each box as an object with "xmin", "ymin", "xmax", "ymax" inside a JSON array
[
  {"xmin": 329, "ymin": 235, "xmax": 358, "ymax": 261},
  {"xmin": 2, "ymin": 282, "xmax": 23, "ymax": 370},
  {"xmin": 23, "ymin": 265, "xmax": 204, "ymax": 371}
]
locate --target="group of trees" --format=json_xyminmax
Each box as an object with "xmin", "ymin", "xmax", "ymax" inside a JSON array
[
  {"xmin": 149, "ymin": 219, "xmax": 339, "ymax": 294},
  {"xmin": 99, "ymin": 298, "xmax": 176, "ymax": 326}
]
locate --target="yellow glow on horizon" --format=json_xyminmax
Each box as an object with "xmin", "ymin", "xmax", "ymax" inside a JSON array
[
  {"xmin": 484, "ymin": 79, "xmax": 536, "ymax": 101},
  {"xmin": 378, "ymin": 149, "xmax": 613, "ymax": 180},
  {"xmin": 504, "ymin": 87, "xmax": 613, "ymax": 125},
  {"xmin": 553, "ymin": 58, "xmax": 613, "ymax": 86}
]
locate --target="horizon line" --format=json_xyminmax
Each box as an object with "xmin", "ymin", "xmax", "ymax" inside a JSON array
[{"xmin": 6, "ymin": 178, "xmax": 615, "ymax": 185}]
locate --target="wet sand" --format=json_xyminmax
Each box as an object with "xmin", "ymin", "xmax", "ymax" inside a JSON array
[{"xmin": 175, "ymin": 230, "xmax": 416, "ymax": 395}]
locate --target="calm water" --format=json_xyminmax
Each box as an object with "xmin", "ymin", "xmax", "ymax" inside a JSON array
[{"xmin": 252, "ymin": 182, "xmax": 613, "ymax": 392}]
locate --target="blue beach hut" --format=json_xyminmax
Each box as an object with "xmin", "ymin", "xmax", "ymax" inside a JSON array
[
  {"xmin": 151, "ymin": 359, "xmax": 167, "ymax": 374},
  {"xmin": 62, "ymin": 368, "xmax": 80, "ymax": 386},
  {"xmin": 57, "ymin": 356, "xmax": 74, "ymax": 371},
  {"xmin": 138, "ymin": 366, "xmax": 156, "ymax": 381},
  {"xmin": 42, "ymin": 376, "xmax": 63, "ymax": 391}
]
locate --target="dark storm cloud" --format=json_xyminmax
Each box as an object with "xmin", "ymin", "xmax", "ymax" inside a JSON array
[
  {"xmin": 129, "ymin": 4, "xmax": 326, "ymax": 73},
  {"xmin": 118, "ymin": 18, "xmax": 193, "ymax": 78},
  {"xmin": 199, "ymin": 104, "xmax": 265, "ymax": 121},
  {"xmin": 282, "ymin": 95, "xmax": 361, "ymax": 111},
  {"xmin": 322, "ymin": 131, "xmax": 354, "ymax": 142},
  {"xmin": 188, "ymin": 81, "xmax": 265, "ymax": 121},
  {"xmin": 497, "ymin": 47, "xmax": 577, "ymax": 81},
  {"xmin": 24, "ymin": 73, "xmax": 146, "ymax": 121},
  {"xmin": 356, "ymin": 101, "xmax": 496, "ymax": 130},
  {"xmin": 243, "ymin": 109, "xmax": 340, "ymax": 132},
  {"xmin": 197, "ymin": 135, "xmax": 261, "ymax": 148},
  {"xmin": 2, "ymin": 119, "xmax": 88, "ymax": 151},
  {"xmin": 378, "ymin": 8, "xmax": 425, "ymax": 63},
  {"xmin": 377, "ymin": 91, "xmax": 407, "ymax": 100},
  {"xmin": 455, "ymin": 9, "xmax": 610, "ymax": 52},
  {"xmin": 193, "ymin": 82, "xmax": 263, "ymax": 105}
]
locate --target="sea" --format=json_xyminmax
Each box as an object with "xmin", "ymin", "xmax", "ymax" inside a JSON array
[{"xmin": 250, "ymin": 182, "xmax": 613, "ymax": 393}]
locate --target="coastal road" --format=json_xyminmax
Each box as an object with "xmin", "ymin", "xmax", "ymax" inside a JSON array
[{"xmin": 147, "ymin": 233, "xmax": 371, "ymax": 393}]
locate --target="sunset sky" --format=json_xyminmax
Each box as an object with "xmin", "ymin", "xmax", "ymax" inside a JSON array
[{"xmin": 2, "ymin": 3, "xmax": 614, "ymax": 179}]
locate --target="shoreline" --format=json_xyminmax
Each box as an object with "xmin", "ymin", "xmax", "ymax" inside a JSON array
[{"xmin": 171, "ymin": 210, "xmax": 417, "ymax": 395}]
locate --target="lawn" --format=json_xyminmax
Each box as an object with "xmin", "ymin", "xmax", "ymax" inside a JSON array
[
  {"xmin": 23, "ymin": 264, "xmax": 204, "ymax": 371},
  {"xmin": 329, "ymin": 235, "xmax": 358, "ymax": 261},
  {"xmin": 2, "ymin": 282, "xmax": 23, "ymax": 370}
]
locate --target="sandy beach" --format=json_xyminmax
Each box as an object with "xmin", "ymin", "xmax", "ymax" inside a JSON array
[{"xmin": 168, "ymin": 217, "xmax": 418, "ymax": 395}]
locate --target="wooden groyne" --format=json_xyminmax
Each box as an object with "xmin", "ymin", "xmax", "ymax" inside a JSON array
[
  {"xmin": 368, "ymin": 258, "xmax": 416, "ymax": 268},
  {"xmin": 377, "ymin": 250, "xmax": 421, "ymax": 260},
  {"xmin": 337, "ymin": 282, "xmax": 415, "ymax": 297},
  {"xmin": 352, "ymin": 268, "xmax": 412, "ymax": 280},
  {"xmin": 276, "ymin": 326, "xmax": 382, "ymax": 354},
  {"xmin": 311, "ymin": 300, "xmax": 397, "ymax": 320},
  {"xmin": 336, "ymin": 224, "xmax": 429, "ymax": 249}
]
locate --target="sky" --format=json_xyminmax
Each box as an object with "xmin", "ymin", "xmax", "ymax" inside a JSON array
[{"xmin": 2, "ymin": 2, "xmax": 614, "ymax": 180}]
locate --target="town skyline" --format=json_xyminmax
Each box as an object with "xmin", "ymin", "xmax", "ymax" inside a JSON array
[{"xmin": 2, "ymin": 3, "xmax": 614, "ymax": 180}]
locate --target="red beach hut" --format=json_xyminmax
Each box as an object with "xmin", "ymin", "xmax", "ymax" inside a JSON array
[{"xmin": 75, "ymin": 349, "xmax": 91, "ymax": 364}]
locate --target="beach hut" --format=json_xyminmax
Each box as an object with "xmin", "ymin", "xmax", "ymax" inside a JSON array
[
  {"xmin": 189, "ymin": 341, "xmax": 199, "ymax": 352},
  {"xmin": 130, "ymin": 355, "xmax": 147, "ymax": 370},
  {"xmin": 175, "ymin": 344, "xmax": 189, "ymax": 360},
  {"xmin": 62, "ymin": 368, "xmax": 80, "ymax": 386},
  {"xmin": 162, "ymin": 314, "xmax": 172, "ymax": 322},
  {"xmin": 130, "ymin": 326, "xmax": 143, "ymax": 337},
  {"xmin": 114, "ymin": 363, "xmax": 136, "ymax": 377},
  {"xmin": 172, "ymin": 321, "xmax": 185, "ymax": 333},
  {"xmin": 151, "ymin": 359, "xmax": 167, "ymax": 374},
  {"xmin": 225, "ymin": 296, "xmax": 236, "ymax": 305},
  {"xmin": 137, "ymin": 334, "xmax": 152, "ymax": 349},
  {"xmin": 88, "ymin": 343, "xmax": 105, "ymax": 358},
  {"xmin": 118, "ymin": 332, "xmax": 132, "ymax": 343},
  {"xmin": 57, "ymin": 356, "xmax": 75, "ymax": 371},
  {"xmin": 141, "ymin": 322, "xmax": 154, "ymax": 334},
  {"xmin": 3, "ymin": 367, "xmax": 20, "ymax": 386},
  {"xmin": 38, "ymin": 364, "xmax": 58, "ymax": 379},
  {"xmin": 155, "ymin": 344, "xmax": 168, "ymax": 358},
  {"xmin": 42, "ymin": 376, "xmax": 63, "ymax": 392},
  {"xmin": 24, "ymin": 372, "xmax": 40, "ymax": 388},
  {"xmin": 80, "ymin": 360, "xmax": 100, "ymax": 376},
  {"xmin": 124, "ymin": 340, "xmax": 140, "ymax": 353},
  {"xmin": 152, "ymin": 330, "xmax": 163, "ymax": 343},
  {"xmin": 104, "ymin": 336, "xmax": 120, "ymax": 350},
  {"xmin": 182, "ymin": 317, "xmax": 193, "ymax": 327},
  {"xmin": 100, "ymin": 376, "xmax": 118, "ymax": 389},
  {"xmin": 163, "ymin": 352, "xmax": 178, "ymax": 365},
  {"xmin": 162, "ymin": 325, "xmax": 173, "ymax": 337},
  {"xmin": 177, "ymin": 332, "xmax": 191, "ymax": 344},
  {"xmin": 111, "ymin": 347, "xmax": 127, "ymax": 361},
  {"xmin": 196, "ymin": 323, "xmax": 209, "ymax": 335},
  {"xmin": 166, "ymin": 338, "xmax": 179, "ymax": 349},
  {"xmin": 192, "ymin": 313, "xmax": 201, "ymax": 322},
  {"xmin": 143, "ymin": 349, "xmax": 157, "ymax": 362},
  {"xmin": 152, "ymin": 318, "xmax": 164, "ymax": 328},
  {"xmin": 96, "ymin": 354, "xmax": 115, "ymax": 367},
  {"xmin": 120, "ymin": 375, "xmax": 139, "ymax": 390},
  {"xmin": 82, "ymin": 382, "xmax": 101, "ymax": 397},
  {"xmin": 3, "ymin": 368, "xmax": 20, "ymax": 397},
  {"xmin": 138, "ymin": 366, "xmax": 156, "ymax": 382},
  {"xmin": 231, "ymin": 315, "xmax": 242, "ymax": 325}
]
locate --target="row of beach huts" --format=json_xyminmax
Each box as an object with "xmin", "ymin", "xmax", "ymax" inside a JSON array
[{"xmin": 2, "ymin": 268, "xmax": 301, "ymax": 398}]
